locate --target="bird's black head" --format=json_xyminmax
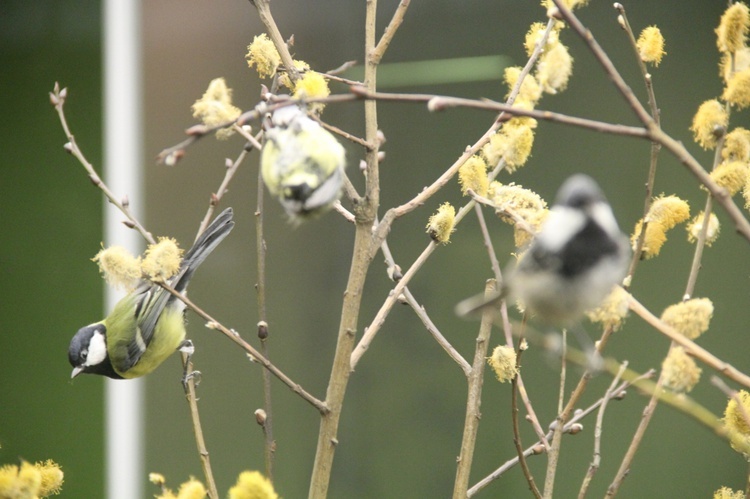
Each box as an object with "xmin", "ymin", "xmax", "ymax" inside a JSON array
[
  {"xmin": 555, "ymin": 174, "xmax": 606, "ymax": 209},
  {"xmin": 68, "ymin": 323, "xmax": 122, "ymax": 379}
]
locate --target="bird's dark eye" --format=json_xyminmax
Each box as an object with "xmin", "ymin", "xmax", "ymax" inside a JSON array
[{"xmin": 81, "ymin": 349, "xmax": 88, "ymax": 360}]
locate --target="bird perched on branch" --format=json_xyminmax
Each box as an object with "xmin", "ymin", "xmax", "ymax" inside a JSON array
[{"xmin": 68, "ymin": 208, "xmax": 235, "ymax": 379}]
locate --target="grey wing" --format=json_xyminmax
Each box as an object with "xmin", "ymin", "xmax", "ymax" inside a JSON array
[{"xmin": 118, "ymin": 279, "xmax": 176, "ymax": 371}]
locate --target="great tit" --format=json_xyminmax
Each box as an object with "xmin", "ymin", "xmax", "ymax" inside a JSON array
[
  {"xmin": 68, "ymin": 208, "xmax": 235, "ymax": 379},
  {"xmin": 457, "ymin": 174, "xmax": 630, "ymax": 325},
  {"xmin": 260, "ymin": 104, "xmax": 346, "ymax": 220}
]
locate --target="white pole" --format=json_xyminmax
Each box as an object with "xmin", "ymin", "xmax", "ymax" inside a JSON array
[{"xmin": 103, "ymin": 1, "xmax": 144, "ymax": 498}]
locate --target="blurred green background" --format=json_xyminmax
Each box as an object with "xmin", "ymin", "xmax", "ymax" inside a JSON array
[{"xmin": 2, "ymin": 0, "xmax": 749, "ymax": 497}]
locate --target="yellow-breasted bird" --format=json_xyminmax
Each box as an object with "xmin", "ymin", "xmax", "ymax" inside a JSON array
[{"xmin": 68, "ymin": 208, "xmax": 234, "ymax": 379}]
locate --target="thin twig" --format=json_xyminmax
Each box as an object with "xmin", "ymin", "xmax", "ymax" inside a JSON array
[
  {"xmin": 378, "ymin": 235, "xmax": 471, "ymax": 373},
  {"xmin": 51, "ymin": 83, "xmax": 155, "ymax": 245},
  {"xmin": 157, "ymin": 282, "xmax": 329, "ymax": 414},
  {"xmin": 255, "ymin": 146, "xmax": 276, "ymax": 479},
  {"xmin": 350, "ymin": 242, "xmax": 438, "ymax": 369},
  {"xmin": 453, "ymin": 280, "xmax": 495, "ymax": 498},
  {"xmin": 473, "ymin": 203, "xmax": 549, "ymax": 448},
  {"xmin": 628, "ymin": 295, "xmax": 750, "ymax": 388},
  {"xmin": 578, "ymin": 361, "xmax": 628, "ymax": 499},
  {"xmin": 180, "ymin": 353, "xmax": 219, "ymax": 499},
  {"xmin": 543, "ymin": 324, "xmax": 616, "ymax": 499},
  {"xmin": 403, "ymin": 289, "xmax": 472, "ymax": 375},
  {"xmin": 685, "ymin": 133, "xmax": 726, "ymax": 299},
  {"xmin": 512, "ymin": 339, "xmax": 542, "ymax": 499},
  {"xmin": 196, "ymin": 147, "xmax": 251, "ymax": 240},
  {"xmin": 615, "ymin": 4, "xmax": 662, "ymax": 282},
  {"xmin": 311, "ymin": 114, "xmax": 374, "ymax": 150},
  {"xmin": 552, "ymin": 0, "xmax": 750, "ymax": 244},
  {"xmin": 325, "ymin": 59, "xmax": 358, "ymax": 77},
  {"xmin": 468, "ymin": 371, "xmax": 655, "ymax": 497},
  {"xmin": 353, "ymin": 88, "xmax": 651, "ymax": 139},
  {"xmin": 371, "ymin": 0, "xmax": 411, "ymax": 66},
  {"xmin": 250, "ymin": 0, "xmax": 300, "ymax": 84}
]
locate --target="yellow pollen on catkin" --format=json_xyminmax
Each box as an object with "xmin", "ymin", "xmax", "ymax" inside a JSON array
[
  {"xmin": 278, "ymin": 60, "xmax": 311, "ymax": 90},
  {"xmin": 482, "ymin": 122, "xmax": 535, "ymax": 173},
  {"xmin": 504, "ymin": 67, "xmax": 542, "ymax": 106},
  {"xmin": 716, "ymin": 2, "xmax": 750, "ymax": 54},
  {"xmin": 489, "ymin": 181, "xmax": 548, "ymax": 247},
  {"xmin": 93, "ymin": 245, "xmax": 142, "ymax": 291},
  {"xmin": 709, "ymin": 160, "xmax": 750, "ymax": 195},
  {"xmin": 141, "ymin": 237, "xmax": 184, "ymax": 282},
  {"xmin": 713, "ymin": 486, "xmax": 746, "ymax": 499},
  {"xmin": 648, "ymin": 195, "xmax": 691, "ymax": 229},
  {"xmin": 631, "ymin": 195, "xmax": 690, "ymax": 259},
  {"xmin": 458, "ymin": 155, "xmax": 489, "ymax": 197},
  {"xmin": 245, "ymin": 34, "xmax": 281, "ymax": 79},
  {"xmin": 191, "ymin": 78, "xmax": 242, "ymax": 140},
  {"xmin": 293, "ymin": 71, "xmax": 331, "ymax": 114},
  {"xmin": 723, "ymin": 68, "xmax": 750, "ymax": 109},
  {"xmin": 636, "ymin": 26, "xmax": 666, "ymax": 66},
  {"xmin": 691, "ymin": 99, "xmax": 729, "ymax": 149},
  {"xmin": 686, "ymin": 211, "xmax": 720, "ymax": 246},
  {"xmin": 228, "ymin": 470, "xmax": 279, "ymax": 499},
  {"xmin": 585, "ymin": 286, "xmax": 630, "ymax": 331},
  {"xmin": 487, "ymin": 345, "xmax": 519, "ymax": 382},
  {"xmin": 536, "ymin": 42, "xmax": 573, "ymax": 94},
  {"xmin": 524, "ymin": 22, "xmax": 560, "ymax": 57},
  {"xmin": 660, "ymin": 298, "xmax": 714, "ymax": 340},
  {"xmin": 36, "ymin": 460, "xmax": 64, "ymax": 496},
  {"xmin": 662, "ymin": 346, "xmax": 701, "ymax": 393},
  {"xmin": 723, "ymin": 389, "xmax": 750, "ymax": 456},
  {"xmin": 426, "ymin": 203, "xmax": 456, "ymax": 244},
  {"xmin": 723, "ymin": 127, "xmax": 750, "ymax": 161}
]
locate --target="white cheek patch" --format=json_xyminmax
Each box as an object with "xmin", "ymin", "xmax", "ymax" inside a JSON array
[
  {"xmin": 85, "ymin": 331, "xmax": 108, "ymax": 367},
  {"xmin": 589, "ymin": 202, "xmax": 620, "ymax": 235},
  {"xmin": 536, "ymin": 206, "xmax": 586, "ymax": 252}
]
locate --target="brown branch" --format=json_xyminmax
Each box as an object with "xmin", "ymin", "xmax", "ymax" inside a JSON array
[
  {"xmin": 453, "ymin": 280, "xmax": 495, "ymax": 498},
  {"xmin": 552, "ymin": 0, "xmax": 750, "ymax": 244},
  {"xmin": 628, "ymin": 294, "xmax": 750, "ymax": 388},
  {"xmin": 180, "ymin": 353, "xmax": 219, "ymax": 499},
  {"xmin": 254, "ymin": 142, "xmax": 276, "ymax": 478},
  {"xmin": 512, "ymin": 340, "xmax": 542, "ymax": 499},
  {"xmin": 250, "ymin": 0, "xmax": 300, "ymax": 84},
  {"xmin": 468, "ymin": 371, "xmax": 655, "ymax": 497},
  {"xmin": 578, "ymin": 362, "xmax": 628, "ymax": 498},
  {"xmin": 308, "ymin": 0, "xmax": 386, "ymax": 494},
  {"xmin": 157, "ymin": 282, "xmax": 329, "ymax": 414},
  {"xmin": 371, "ymin": 0, "xmax": 411, "ymax": 65},
  {"xmin": 51, "ymin": 83, "xmax": 155, "ymax": 245}
]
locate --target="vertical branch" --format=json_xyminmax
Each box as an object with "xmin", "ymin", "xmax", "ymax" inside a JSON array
[
  {"xmin": 362, "ymin": 0, "xmax": 380, "ymax": 211},
  {"xmin": 453, "ymin": 279, "xmax": 495, "ymax": 498},
  {"xmin": 685, "ymin": 135, "xmax": 725, "ymax": 299},
  {"xmin": 512, "ymin": 338, "xmax": 542, "ymax": 499},
  {"xmin": 309, "ymin": 0, "xmax": 390, "ymax": 495},
  {"xmin": 255, "ymin": 164, "xmax": 276, "ymax": 479},
  {"xmin": 615, "ymin": 4, "xmax": 662, "ymax": 282},
  {"xmin": 578, "ymin": 362, "xmax": 628, "ymax": 498},
  {"xmin": 543, "ymin": 326, "xmax": 616, "ymax": 499},
  {"xmin": 181, "ymin": 353, "xmax": 219, "ymax": 499}
]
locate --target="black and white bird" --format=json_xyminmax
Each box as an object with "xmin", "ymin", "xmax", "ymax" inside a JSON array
[{"xmin": 457, "ymin": 174, "xmax": 630, "ymax": 325}]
